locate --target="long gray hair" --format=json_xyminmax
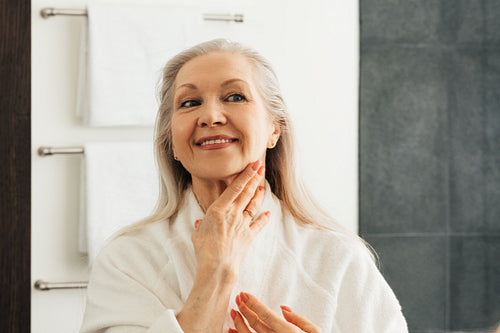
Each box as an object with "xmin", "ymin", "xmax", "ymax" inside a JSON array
[{"xmin": 123, "ymin": 39, "xmax": 372, "ymax": 257}]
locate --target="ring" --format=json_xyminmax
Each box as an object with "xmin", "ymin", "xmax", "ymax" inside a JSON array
[{"xmin": 244, "ymin": 209, "xmax": 255, "ymax": 218}]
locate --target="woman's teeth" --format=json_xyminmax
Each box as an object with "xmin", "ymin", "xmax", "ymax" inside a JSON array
[{"xmin": 200, "ymin": 139, "xmax": 235, "ymax": 146}]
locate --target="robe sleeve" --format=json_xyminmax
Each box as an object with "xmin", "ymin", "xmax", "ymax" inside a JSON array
[
  {"xmin": 333, "ymin": 246, "xmax": 408, "ymax": 333},
  {"xmin": 79, "ymin": 240, "xmax": 185, "ymax": 333}
]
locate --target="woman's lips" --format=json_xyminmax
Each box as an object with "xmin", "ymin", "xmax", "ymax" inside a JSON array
[{"xmin": 195, "ymin": 135, "xmax": 238, "ymax": 150}]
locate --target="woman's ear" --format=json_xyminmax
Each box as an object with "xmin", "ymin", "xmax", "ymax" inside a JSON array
[
  {"xmin": 172, "ymin": 147, "xmax": 179, "ymax": 161},
  {"xmin": 267, "ymin": 124, "xmax": 282, "ymax": 149}
]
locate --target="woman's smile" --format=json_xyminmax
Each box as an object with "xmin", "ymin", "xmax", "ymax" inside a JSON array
[{"xmin": 196, "ymin": 135, "xmax": 238, "ymax": 150}]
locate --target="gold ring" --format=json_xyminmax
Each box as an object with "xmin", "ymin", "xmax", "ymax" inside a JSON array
[{"xmin": 244, "ymin": 209, "xmax": 255, "ymax": 218}]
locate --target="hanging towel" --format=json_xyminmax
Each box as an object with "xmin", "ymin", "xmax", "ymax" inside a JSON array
[
  {"xmin": 77, "ymin": 2, "xmax": 204, "ymax": 127},
  {"xmin": 80, "ymin": 142, "xmax": 159, "ymax": 262}
]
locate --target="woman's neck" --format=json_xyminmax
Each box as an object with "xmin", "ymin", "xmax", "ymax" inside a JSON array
[
  {"xmin": 191, "ymin": 175, "xmax": 267, "ymax": 213},
  {"xmin": 191, "ymin": 176, "xmax": 236, "ymax": 212}
]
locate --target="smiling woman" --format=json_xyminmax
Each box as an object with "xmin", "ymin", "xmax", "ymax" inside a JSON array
[
  {"xmin": 79, "ymin": 39, "xmax": 408, "ymax": 333},
  {"xmin": 171, "ymin": 51, "xmax": 280, "ymax": 195}
]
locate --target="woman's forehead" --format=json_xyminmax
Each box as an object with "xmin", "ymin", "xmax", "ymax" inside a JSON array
[{"xmin": 175, "ymin": 51, "xmax": 257, "ymax": 88}]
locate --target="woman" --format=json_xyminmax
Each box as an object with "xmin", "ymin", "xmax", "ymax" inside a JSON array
[{"xmin": 80, "ymin": 39, "xmax": 408, "ymax": 333}]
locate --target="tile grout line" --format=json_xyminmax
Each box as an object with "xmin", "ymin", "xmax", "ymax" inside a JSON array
[
  {"xmin": 445, "ymin": 232, "xmax": 451, "ymax": 330},
  {"xmin": 443, "ymin": 35, "xmax": 453, "ymax": 329},
  {"xmin": 445, "ymin": 47, "xmax": 451, "ymax": 331},
  {"xmin": 364, "ymin": 232, "xmax": 500, "ymax": 238}
]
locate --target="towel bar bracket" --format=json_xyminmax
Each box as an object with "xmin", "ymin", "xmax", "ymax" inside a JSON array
[
  {"xmin": 40, "ymin": 8, "xmax": 86, "ymax": 18},
  {"xmin": 40, "ymin": 7, "xmax": 244, "ymax": 22},
  {"xmin": 38, "ymin": 146, "xmax": 84, "ymax": 156},
  {"xmin": 34, "ymin": 279, "xmax": 88, "ymax": 291}
]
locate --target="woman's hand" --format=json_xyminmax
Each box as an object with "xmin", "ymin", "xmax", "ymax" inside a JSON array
[
  {"xmin": 177, "ymin": 161, "xmax": 271, "ymax": 333},
  {"xmin": 191, "ymin": 160, "xmax": 270, "ymax": 281},
  {"xmin": 230, "ymin": 292, "xmax": 322, "ymax": 333}
]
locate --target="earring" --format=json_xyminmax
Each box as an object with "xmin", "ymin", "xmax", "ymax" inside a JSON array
[{"xmin": 174, "ymin": 155, "xmax": 179, "ymax": 161}]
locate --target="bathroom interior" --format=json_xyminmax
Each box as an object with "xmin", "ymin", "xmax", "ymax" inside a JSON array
[{"xmin": 1, "ymin": 0, "xmax": 499, "ymax": 332}]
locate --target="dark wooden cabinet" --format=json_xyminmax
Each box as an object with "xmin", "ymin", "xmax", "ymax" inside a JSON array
[{"xmin": 0, "ymin": 1, "xmax": 31, "ymax": 332}]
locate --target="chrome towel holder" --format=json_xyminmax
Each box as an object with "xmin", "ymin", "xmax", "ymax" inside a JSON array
[
  {"xmin": 40, "ymin": 7, "xmax": 244, "ymax": 23},
  {"xmin": 34, "ymin": 280, "xmax": 88, "ymax": 291},
  {"xmin": 38, "ymin": 146, "xmax": 84, "ymax": 156}
]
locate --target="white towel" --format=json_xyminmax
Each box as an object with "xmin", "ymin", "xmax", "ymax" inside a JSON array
[
  {"xmin": 80, "ymin": 142, "xmax": 159, "ymax": 262},
  {"xmin": 77, "ymin": 2, "xmax": 204, "ymax": 127}
]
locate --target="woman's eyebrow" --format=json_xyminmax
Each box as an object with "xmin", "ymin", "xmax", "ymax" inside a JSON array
[
  {"xmin": 176, "ymin": 83, "xmax": 197, "ymax": 91},
  {"xmin": 176, "ymin": 79, "xmax": 248, "ymax": 92},
  {"xmin": 220, "ymin": 78, "xmax": 248, "ymax": 87}
]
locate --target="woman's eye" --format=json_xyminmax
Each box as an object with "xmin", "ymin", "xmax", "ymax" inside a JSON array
[
  {"xmin": 179, "ymin": 100, "xmax": 200, "ymax": 108},
  {"xmin": 226, "ymin": 94, "xmax": 246, "ymax": 102}
]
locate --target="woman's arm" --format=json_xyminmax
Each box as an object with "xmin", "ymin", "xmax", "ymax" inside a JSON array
[
  {"xmin": 176, "ymin": 161, "xmax": 270, "ymax": 333},
  {"xmin": 175, "ymin": 265, "xmax": 235, "ymax": 332}
]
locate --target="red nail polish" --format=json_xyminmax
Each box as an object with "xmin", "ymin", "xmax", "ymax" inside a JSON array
[
  {"xmin": 194, "ymin": 220, "xmax": 200, "ymax": 228},
  {"xmin": 258, "ymin": 186, "xmax": 265, "ymax": 191},
  {"xmin": 231, "ymin": 309, "xmax": 237, "ymax": 320},
  {"xmin": 236, "ymin": 294, "xmax": 241, "ymax": 306},
  {"xmin": 240, "ymin": 292, "xmax": 249, "ymax": 303},
  {"xmin": 265, "ymin": 211, "xmax": 271, "ymax": 217},
  {"xmin": 258, "ymin": 166, "xmax": 265, "ymax": 176},
  {"xmin": 280, "ymin": 305, "xmax": 292, "ymax": 312},
  {"xmin": 229, "ymin": 329, "xmax": 238, "ymax": 333},
  {"xmin": 252, "ymin": 160, "xmax": 261, "ymax": 171}
]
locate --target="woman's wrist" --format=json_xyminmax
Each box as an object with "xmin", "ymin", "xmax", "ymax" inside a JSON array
[
  {"xmin": 197, "ymin": 261, "xmax": 238, "ymax": 286},
  {"xmin": 176, "ymin": 264, "xmax": 237, "ymax": 333}
]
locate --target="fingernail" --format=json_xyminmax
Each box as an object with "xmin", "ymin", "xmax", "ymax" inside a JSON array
[
  {"xmin": 265, "ymin": 211, "xmax": 271, "ymax": 217},
  {"xmin": 280, "ymin": 305, "xmax": 292, "ymax": 312},
  {"xmin": 194, "ymin": 220, "xmax": 200, "ymax": 228},
  {"xmin": 258, "ymin": 186, "xmax": 265, "ymax": 192},
  {"xmin": 236, "ymin": 294, "xmax": 241, "ymax": 306},
  {"xmin": 231, "ymin": 309, "xmax": 237, "ymax": 320},
  {"xmin": 229, "ymin": 329, "xmax": 238, "ymax": 333},
  {"xmin": 240, "ymin": 292, "xmax": 249, "ymax": 303},
  {"xmin": 258, "ymin": 166, "xmax": 265, "ymax": 176},
  {"xmin": 252, "ymin": 160, "xmax": 261, "ymax": 171}
]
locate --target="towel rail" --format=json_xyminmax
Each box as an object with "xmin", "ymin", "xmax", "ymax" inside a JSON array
[
  {"xmin": 38, "ymin": 146, "xmax": 84, "ymax": 156},
  {"xmin": 34, "ymin": 279, "xmax": 88, "ymax": 291},
  {"xmin": 40, "ymin": 7, "xmax": 244, "ymax": 22}
]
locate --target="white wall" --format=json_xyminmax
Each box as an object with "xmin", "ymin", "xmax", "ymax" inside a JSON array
[{"xmin": 31, "ymin": 0, "xmax": 359, "ymax": 332}]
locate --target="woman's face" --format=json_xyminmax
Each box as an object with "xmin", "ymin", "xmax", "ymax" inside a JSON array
[{"xmin": 171, "ymin": 51, "xmax": 280, "ymax": 182}]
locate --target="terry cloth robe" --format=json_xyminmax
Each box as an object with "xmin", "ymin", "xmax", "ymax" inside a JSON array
[{"xmin": 80, "ymin": 183, "xmax": 408, "ymax": 333}]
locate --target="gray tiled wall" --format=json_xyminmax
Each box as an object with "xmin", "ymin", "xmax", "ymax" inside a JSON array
[{"xmin": 359, "ymin": 1, "xmax": 500, "ymax": 332}]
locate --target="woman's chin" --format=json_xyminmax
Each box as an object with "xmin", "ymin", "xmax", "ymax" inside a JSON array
[
  {"xmin": 200, "ymin": 171, "xmax": 241, "ymax": 183},
  {"xmin": 189, "ymin": 165, "xmax": 245, "ymax": 183}
]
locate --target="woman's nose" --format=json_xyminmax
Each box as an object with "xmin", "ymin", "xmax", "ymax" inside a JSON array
[{"xmin": 197, "ymin": 100, "xmax": 227, "ymax": 127}]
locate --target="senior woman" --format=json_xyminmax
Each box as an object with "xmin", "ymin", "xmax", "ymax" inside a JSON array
[{"xmin": 80, "ymin": 39, "xmax": 408, "ymax": 333}]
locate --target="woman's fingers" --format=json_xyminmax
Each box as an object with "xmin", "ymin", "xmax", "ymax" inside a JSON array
[
  {"xmin": 248, "ymin": 211, "xmax": 271, "ymax": 238},
  {"xmin": 236, "ymin": 292, "xmax": 282, "ymax": 332},
  {"xmin": 216, "ymin": 160, "xmax": 263, "ymax": 207},
  {"xmin": 232, "ymin": 164, "xmax": 265, "ymax": 211},
  {"xmin": 231, "ymin": 309, "xmax": 252, "ymax": 333},
  {"xmin": 214, "ymin": 161, "xmax": 264, "ymax": 211},
  {"xmin": 231, "ymin": 293, "xmax": 321, "ymax": 333},
  {"xmin": 243, "ymin": 185, "xmax": 265, "ymax": 220},
  {"xmin": 280, "ymin": 306, "xmax": 321, "ymax": 333}
]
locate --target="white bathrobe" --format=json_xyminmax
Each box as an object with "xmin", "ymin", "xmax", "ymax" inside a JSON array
[{"xmin": 80, "ymin": 185, "xmax": 408, "ymax": 333}]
